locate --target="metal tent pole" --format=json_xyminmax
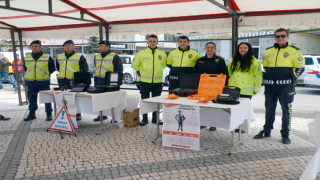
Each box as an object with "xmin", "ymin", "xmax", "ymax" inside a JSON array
[
  {"xmin": 10, "ymin": 29, "xmax": 22, "ymax": 105},
  {"xmin": 18, "ymin": 29, "xmax": 28, "ymax": 105}
]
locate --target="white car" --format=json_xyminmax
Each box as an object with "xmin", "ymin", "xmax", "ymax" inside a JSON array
[
  {"xmin": 297, "ymin": 55, "xmax": 320, "ymax": 84},
  {"xmin": 119, "ymin": 54, "xmax": 170, "ymax": 85},
  {"xmin": 304, "ymin": 65, "xmax": 320, "ymax": 88},
  {"xmin": 119, "ymin": 55, "xmax": 136, "ymax": 84}
]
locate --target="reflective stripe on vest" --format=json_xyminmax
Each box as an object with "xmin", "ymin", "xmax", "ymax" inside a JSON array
[
  {"xmin": 24, "ymin": 54, "xmax": 50, "ymax": 81},
  {"xmin": 95, "ymin": 53, "xmax": 116, "ymax": 78},
  {"xmin": 57, "ymin": 53, "xmax": 81, "ymax": 79}
]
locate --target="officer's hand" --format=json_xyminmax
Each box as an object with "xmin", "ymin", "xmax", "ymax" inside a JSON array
[{"xmin": 137, "ymin": 71, "xmax": 141, "ymax": 77}]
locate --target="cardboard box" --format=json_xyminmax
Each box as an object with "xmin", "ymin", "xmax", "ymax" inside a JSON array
[{"xmin": 122, "ymin": 108, "xmax": 140, "ymax": 127}]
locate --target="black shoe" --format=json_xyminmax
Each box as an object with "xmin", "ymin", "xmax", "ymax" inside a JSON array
[
  {"xmin": 200, "ymin": 126, "xmax": 206, "ymax": 129},
  {"xmin": 24, "ymin": 112, "xmax": 36, "ymax": 121},
  {"xmin": 94, "ymin": 116, "xmax": 108, "ymax": 122},
  {"xmin": 76, "ymin": 114, "xmax": 82, "ymax": 121},
  {"xmin": 140, "ymin": 120, "xmax": 148, "ymax": 126},
  {"xmin": 0, "ymin": 115, "xmax": 10, "ymax": 121},
  {"xmin": 235, "ymin": 129, "xmax": 245, "ymax": 133},
  {"xmin": 46, "ymin": 113, "xmax": 53, "ymax": 121},
  {"xmin": 209, "ymin": 127, "xmax": 216, "ymax": 131},
  {"xmin": 282, "ymin": 137, "xmax": 291, "ymax": 144},
  {"xmin": 253, "ymin": 130, "xmax": 271, "ymax": 139}
]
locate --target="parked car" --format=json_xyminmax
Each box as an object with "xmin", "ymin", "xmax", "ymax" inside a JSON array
[
  {"xmin": 296, "ymin": 55, "xmax": 320, "ymax": 84},
  {"xmin": 119, "ymin": 55, "xmax": 136, "ymax": 84},
  {"xmin": 304, "ymin": 64, "xmax": 320, "ymax": 88},
  {"xmin": 162, "ymin": 67, "xmax": 170, "ymax": 85}
]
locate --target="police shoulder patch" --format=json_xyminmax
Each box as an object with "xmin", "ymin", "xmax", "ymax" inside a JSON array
[{"xmin": 290, "ymin": 45, "xmax": 300, "ymax": 50}]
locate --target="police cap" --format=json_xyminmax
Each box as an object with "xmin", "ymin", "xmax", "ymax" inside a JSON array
[
  {"xmin": 30, "ymin": 40, "xmax": 41, "ymax": 46},
  {"xmin": 63, "ymin": 40, "xmax": 74, "ymax": 47},
  {"xmin": 99, "ymin": 40, "xmax": 111, "ymax": 46}
]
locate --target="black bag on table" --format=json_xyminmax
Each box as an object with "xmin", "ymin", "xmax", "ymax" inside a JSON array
[
  {"xmin": 213, "ymin": 86, "xmax": 241, "ymax": 104},
  {"xmin": 169, "ymin": 73, "xmax": 200, "ymax": 97}
]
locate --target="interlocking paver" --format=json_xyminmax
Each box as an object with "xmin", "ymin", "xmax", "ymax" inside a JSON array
[{"xmin": 0, "ymin": 85, "xmax": 319, "ymax": 180}]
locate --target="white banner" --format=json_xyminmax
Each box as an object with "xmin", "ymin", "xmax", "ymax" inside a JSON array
[
  {"xmin": 162, "ymin": 104, "xmax": 200, "ymax": 151},
  {"xmin": 54, "ymin": 92, "xmax": 78, "ymax": 128}
]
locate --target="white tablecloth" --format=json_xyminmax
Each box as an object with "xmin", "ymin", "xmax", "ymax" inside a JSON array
[
  {"xmin": 140, "ymin": 96, "xmax": 256, "ymax": 134},
  {"xmin": 39, "ymin": 90, "xmax": 127, "ymax": 120},
  {"xmin": 300, "ymin": 114, "xmax": 320, "ymax": 180}
]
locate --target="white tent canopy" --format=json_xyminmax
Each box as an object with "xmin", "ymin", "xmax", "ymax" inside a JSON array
[{"xmin": 0, "ymin": 0, "xmax": 319, "ymax": 39}]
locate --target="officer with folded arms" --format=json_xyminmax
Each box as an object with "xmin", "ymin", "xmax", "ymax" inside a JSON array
[
  {"xmin": 93, "ymin": 40, "xmax": 123, "ymax": 121},
  {"xmin": 24, "ymin": 40, "xmax": 55, "ymax": 121},
  {"xmin": 56, "ymin": 40, "xmax": 88, "ymax": 121}
]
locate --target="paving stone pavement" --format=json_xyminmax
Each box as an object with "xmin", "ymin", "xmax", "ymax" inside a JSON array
[{"xmin": 0, "ymin": 84, "xmax": 319, "ymax": 180}]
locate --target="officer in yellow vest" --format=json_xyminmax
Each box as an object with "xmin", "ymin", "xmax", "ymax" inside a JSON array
[
  {"xmin": 167, "ymin": 36, "xmax": 201, "ymax": 91},
  {"xmin": 23, "ymin": 40, "xmax": 55, "ymax": 121},
  {"xmin": 254, "ymin": 28, "xmax": 305, "ymax": 144},
  {"xmin": 56, "ymin": 40, "xmax": 88, "ymax": 121},
  {"xmin": 132, "ymin": 34, "xmax": 167, "ymax": 126},
  {"xmin": 93, "ymin": 40, "xmax": 123, "ymax": 121}
]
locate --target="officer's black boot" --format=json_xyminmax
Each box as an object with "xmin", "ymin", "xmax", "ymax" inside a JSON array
[
  {"xmin": 76, "ymin": 113, "xmax": 82, "ymax": 121},
  {"xmin": 140, "ymin": 114, "xmax": 148, "ymax": 126},
  {"xmin": 152, "ymin": 112, "xmax": 163, "ymax": 125},
  {"xmin": 24, "ymin": 111, "xmax": 36, "ymax": 121},
  {"xmin": 46, "ymin": 112, "xmax": 53, "ymax": 121},
  {"xmin": 253, "ymin": 130, "xmax": 271, "ymax": 139},
  {"xmin": 281, "ymin": 131, "xmax": 291, "ymax": 144},
  {"xmin": 282, "ymin": 136, "xmax": 291, "ymax": 144}
]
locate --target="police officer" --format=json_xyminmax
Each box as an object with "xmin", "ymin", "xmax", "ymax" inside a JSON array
[
  {"xmin": 195, "ymin": 42, "xmax": 228, "ymax": 131},
  {"xmin": 93, "ymin": 40, "xmax": 123, "ymax": 121},
  {"xmin": 167, "ymin": 36, "xmax": 201, "ymax": 91},
  {"xmin": 24, "ymin": 40, "xmax": 55, "ymax": 121},
  {"xmin": 56, "ymin": 40, "xmax": 89, "ymax": 121},
  {"xmin": 132, "ymin": 34, "xmax": 167, "ymax": 126},
  {"xmin": 254, "ymin": 28, "xmax": 305, "ymax": 144}
]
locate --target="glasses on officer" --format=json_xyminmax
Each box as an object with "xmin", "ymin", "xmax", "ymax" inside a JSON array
[{"xmin": 275, "ymin": 35, "xmax": 287, "ymax": 39}]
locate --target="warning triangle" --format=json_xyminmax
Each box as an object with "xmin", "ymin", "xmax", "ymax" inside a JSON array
[{"xmin": 49, "ymin": 106, "xmax": 74, "ymax": 134}]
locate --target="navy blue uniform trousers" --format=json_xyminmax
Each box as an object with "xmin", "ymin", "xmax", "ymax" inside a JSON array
[{"xmin": 26, "ymin": 81, "xmax": 52, "ymax": 113}]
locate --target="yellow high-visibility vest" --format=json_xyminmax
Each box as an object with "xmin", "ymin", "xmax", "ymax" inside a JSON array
[
  {"xmin": 24, "ymin": 54, "xmax": 50, "ymax": 81},
  {"xmin": 95, "ymin": 52, "xmax": 116, "ymax": 77},
  {"xmin": 57, "ymin": 53, "xmax": 81, "ymax": 79}
]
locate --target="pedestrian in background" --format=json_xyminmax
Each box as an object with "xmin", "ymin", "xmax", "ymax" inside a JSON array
[
  {"xmin": 0, "ymin": 53, "xmax": 16, "ymax": 90},
  {"xmin": 12, "ymin": 54, "xmax": 24, "ymax": 83}
]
